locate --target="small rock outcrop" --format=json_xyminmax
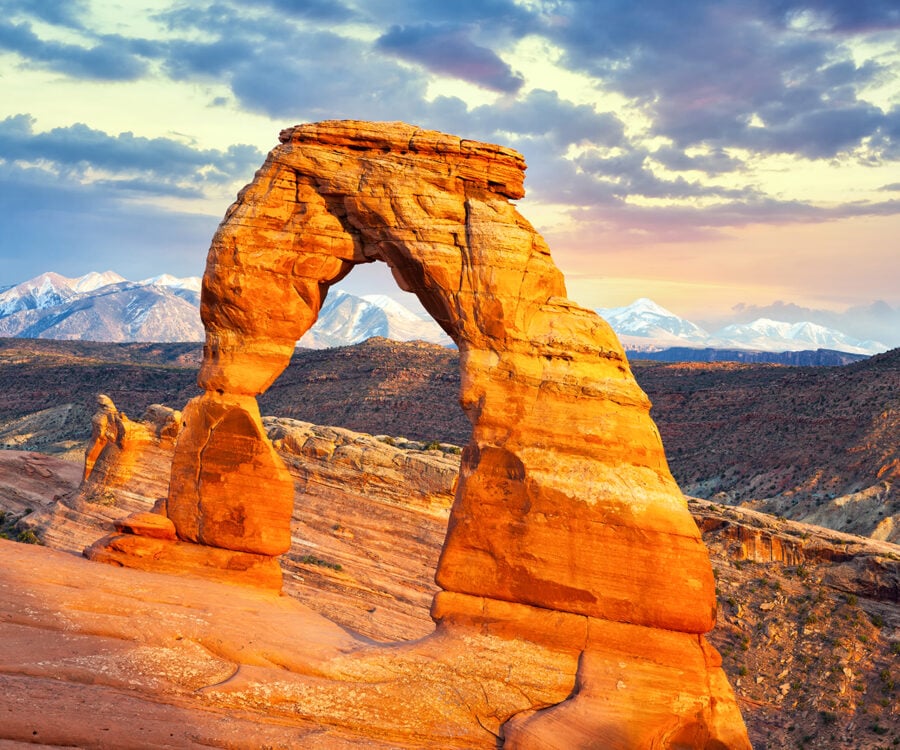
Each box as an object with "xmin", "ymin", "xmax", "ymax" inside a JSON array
[{"xmin": 92, "ymin": 121, "xmax": 750, "ymax": 746}]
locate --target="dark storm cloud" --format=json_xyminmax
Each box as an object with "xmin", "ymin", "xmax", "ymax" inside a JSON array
[
  {"xmin": 0, "ymin": 115, "xmax": 263, "ymax": 191},
  {"xmin": 376, "ymin": 23, "xmax": 524, "ymax": 93},
  {"xmin": 0, "ymin": 20, "xmax": 150, "ymax": 80}
]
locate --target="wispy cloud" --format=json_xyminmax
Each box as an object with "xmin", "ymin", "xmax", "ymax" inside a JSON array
[
  {"xmin": 0, "ymin": 114, "xmax": 263, "ymax": 190},
  {"xmin": 0, "ymin": 20, "xmax": 153, "ymax": 79},
  {"xmin": 376, "ymin": 23, "xmax": 524, "ymax": 93}
]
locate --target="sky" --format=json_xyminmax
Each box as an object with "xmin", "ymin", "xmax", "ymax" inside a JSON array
[{"xmin": 1, "ymin": 0, "xmax": 899, "ymax": 338}]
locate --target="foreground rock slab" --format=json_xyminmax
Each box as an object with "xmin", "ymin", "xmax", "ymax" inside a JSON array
[{"xmin": 0, "ymin": 539, "xmax": 571, "ymax": 748}]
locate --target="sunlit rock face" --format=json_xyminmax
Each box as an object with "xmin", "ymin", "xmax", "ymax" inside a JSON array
[{"xmin": 153, "ymin": 120, "xmax": 750, "ymax": 746}]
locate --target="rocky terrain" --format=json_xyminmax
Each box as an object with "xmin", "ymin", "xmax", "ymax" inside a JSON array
[
  {"xmin": 2, "ymin": 337, "xmax": 896, "ymax": 543},
  {"xmin": 0, "ymin": 119, "xmax": 896, "ymax": 747},
  {"xmin": 0, "ymin": 409, "xmax": 897, "ymax": 748},
  {"xmin": 640, "ymin": 348, "xmax": 899, "ymax": 543}
]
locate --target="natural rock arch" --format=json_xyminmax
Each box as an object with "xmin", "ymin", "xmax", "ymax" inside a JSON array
[{"xmin": 154, "ymin": 120, "xmax": 750, "ymax": 746}]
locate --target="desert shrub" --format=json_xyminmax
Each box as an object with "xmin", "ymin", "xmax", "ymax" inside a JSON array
[
  {"xmin": 297, "ymin": 554, "xmax": 342, "ymax": 572},
  {"xmin": 16, "ymin": 529, "xmax": 40, "ymax": 545},
  {"xmin": 86, "ymin": 490, "xmax": 117, "ymax": 507}
]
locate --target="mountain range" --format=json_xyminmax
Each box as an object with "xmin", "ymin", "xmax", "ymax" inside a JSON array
[
  {"xmin": 598, "ymin": 298, "xmax": 887, "ymax": 356},
  {"xmin": 0, "ymin": 271, "xmax": 890, "ymax": 358}
]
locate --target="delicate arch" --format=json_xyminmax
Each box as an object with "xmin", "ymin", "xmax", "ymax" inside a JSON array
[{"xmin": 170, "ymin": 120, "xmax": 713, "ymax": 632}]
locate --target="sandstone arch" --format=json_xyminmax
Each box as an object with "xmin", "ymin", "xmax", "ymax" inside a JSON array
[{"xmin": 155, "ymin": 120, "xmax": 750, "ymax": 747}]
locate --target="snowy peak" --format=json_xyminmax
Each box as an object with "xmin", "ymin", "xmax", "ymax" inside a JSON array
[
  {"xmin": 596, "ymin": 298, "xmax": 709, "ymax": 344},
  {"xmin": 596, "ymin": 299, "xmax": 888, "ymax": 356},
  {"xmin": 299, "ymin": 289, "xmax": 451, "ymax": 349},
  {"xmin": 139, "ymin": 274, "xmax": 202, "ymax": 292},
  {"xmin": 360, "ymin": 294, "xmax": 424, "ymax": 323},
  {"xmin": 711, "ymin": 318, "xmax": 886, "ymax": 356},
  {"xmin": 0, "ymin": 270, "xmax": 203, "ymax": 342},
  {"xmin": 71, "ymin": 270, "xmax": 127, "ymax": 293},
  {"xmin": 0, "ymin": 272, "xmax": 888, "ymax": 356},
  {"xmin": 0, "ymin": 272, "xmax": 78, "ymax": 316}
]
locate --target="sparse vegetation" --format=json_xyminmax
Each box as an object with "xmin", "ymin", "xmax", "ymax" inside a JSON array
[{"xmin": 296, "ymin": 554, "xmax": 343, "ymax": 572}]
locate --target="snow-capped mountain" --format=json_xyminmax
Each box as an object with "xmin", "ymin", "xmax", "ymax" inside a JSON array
[
  {"xmin": 596, "ymin": 298, "xmax": 709, "ymax": 349},
  {"xmin": 1, "ymin": 271, "xmax": 887, "ymax": 355},
  {"xmin": 709, "ymin": 319, "xmax": 885, "ymax": 356},
  {"xmin": 596, "ymin": 299, "xmax": 888, "ymax": 356},
  {"xmin": 69, "ymin": 270, "xmax": 128, "ymax": 294},
  {"xmin": 139, "ymin": 274, "xmax": 202, "ymax": 293},
  {"xmin": 0, "ymin": 271, "xmax": 119, "ymax": 317},
  {"xmin": 0, "ymin": 271, "xmax": 451, "ymax": 347},
  {"xmin": 298, "ymin": 289, "xmax": 451, "ymax": 349},
  {"xmin": 0, "ymin": 273, "xmax": 205, "ymax": 342}
]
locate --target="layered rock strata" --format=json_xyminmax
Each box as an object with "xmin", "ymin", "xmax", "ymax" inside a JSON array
[
  {"xmin": 101, "ymin": 120, "xmax": 749, "ymax": 745},
  {"xmin": 3, "ymin": 429, "xmax": 898, "ymax": 747}
]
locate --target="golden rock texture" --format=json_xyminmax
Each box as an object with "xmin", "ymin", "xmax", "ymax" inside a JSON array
[{"xmin": 149, "ymin": 120, "xmax": 748, "ymax": 746}]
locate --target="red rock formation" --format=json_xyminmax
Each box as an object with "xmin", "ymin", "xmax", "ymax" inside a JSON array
[{"xmin": 103, "ymin": 120, "xmax": 749, "ymax": 746}]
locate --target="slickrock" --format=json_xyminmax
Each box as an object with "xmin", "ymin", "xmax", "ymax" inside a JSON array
[
  {"xmin": 121, "ymin": 120, "xmax": 749, "ymax": 745},
  {"xmin": 1, "ymin": 416, "xmax": 898, "ymax": 747}
]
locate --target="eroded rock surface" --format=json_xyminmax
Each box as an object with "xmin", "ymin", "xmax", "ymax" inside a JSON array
[
  {"xmin": 99, "ymin": 121, "xmax": 748, "ymax": 745},
  {"xmin": 3, "ymin": 424, "xmax": 897, "ymax": 748}
]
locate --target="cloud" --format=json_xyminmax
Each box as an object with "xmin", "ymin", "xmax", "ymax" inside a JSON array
[
  {"xmin": 540, "ymin": 1, "xmax": 899, "ymax": 160},
  {"xmin": 257, "ymin": 0, "xmax": 355, "ymax": 21},
  {"xmin": 376, "ymin": 23, "xmax": 524, "ymax": 93},
  {"xmin": 773, "ymin": 0, "xmax": 900, "ymax": 33},
  {"xmin": 0, "ymin": 115, "xmax": 263, "ymax": 195},
  {"xmin": 2, "ymin": 0, "xmax": 90, "ymax": 29},
  {"xmin": 0, "ymin": 161, "xmax": 219, "ymax": 285},
  {"xmin": 0, "ymin": 20, "xmax": 151, "ymax": 80},
  {"xmin": 156, "ymin": 5, "xmax": 434, "ymax": 121},
  {"xmin": 355, "ymin": 0, "xmax": 533, "ymax": 31},
  {"xmin": 652, "ymin": 146, "xmax": 744, "ymax": 175}
]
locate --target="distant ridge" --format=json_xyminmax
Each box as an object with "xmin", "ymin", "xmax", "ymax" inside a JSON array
[
  {"xmin": 628, "ymin": 347, "xmax": 868, "ymax": 366},
  {"xmin": 0, "ymin": 271, "xmax": 889, "ymax": 359},
  {"xmin": 0, "ymin": 271, "xmax": 449, "ymax": 348}
]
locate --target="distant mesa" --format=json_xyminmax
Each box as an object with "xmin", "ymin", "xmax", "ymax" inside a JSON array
[{"xmin": 84, "ymin": 120, "xmax": 751, "ymax": 746}]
